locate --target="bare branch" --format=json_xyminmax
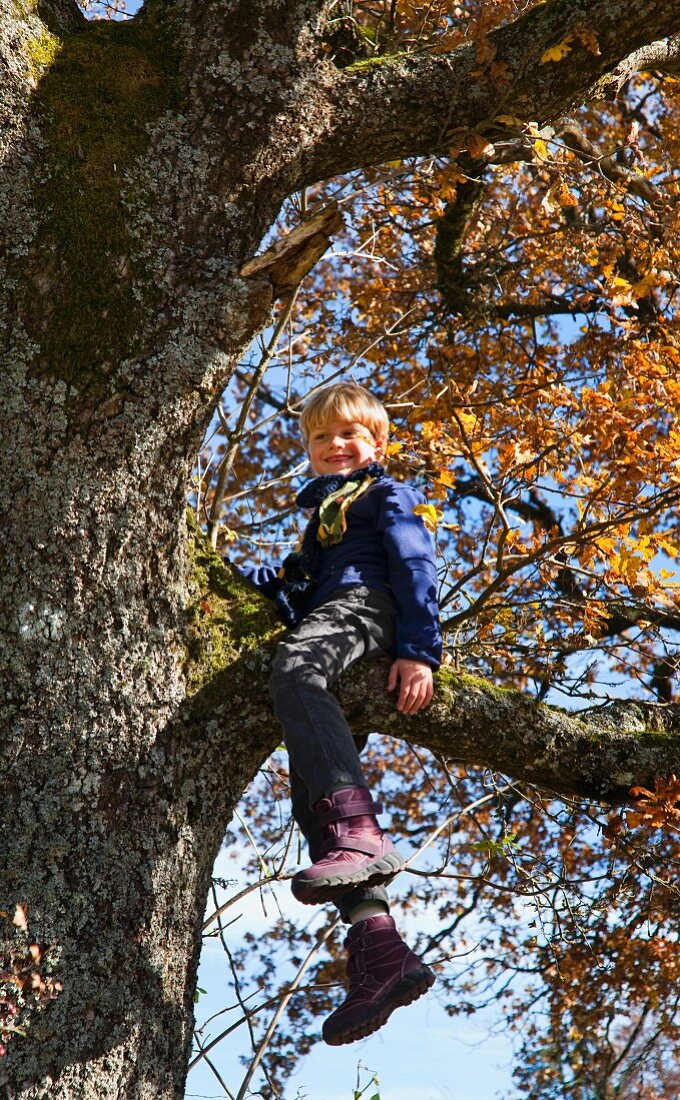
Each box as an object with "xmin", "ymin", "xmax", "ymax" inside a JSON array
[
  {"xmin": 557, "ymin": 118, "xmax": 663, "ymax": 206},
  {"xmin": 207, "ymin": 287, "xmax": 302, "ymax": 548}
]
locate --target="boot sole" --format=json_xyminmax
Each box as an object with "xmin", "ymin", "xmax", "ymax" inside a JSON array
[
  {"xmin": 323, "ymin": 966, "xmax": 436, "ymax": 1046},
  {"xmin": 291, "ymin": 852, "xmax": 405, "ymax": 905}
]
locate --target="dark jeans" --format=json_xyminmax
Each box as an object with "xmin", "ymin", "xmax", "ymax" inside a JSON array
[{"xmin": 270, "ymin": 586, "xmax": 396, "ymax": 921}]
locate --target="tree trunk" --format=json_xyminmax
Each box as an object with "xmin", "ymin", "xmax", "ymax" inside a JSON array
[{"xmin": 0, "ymin": 6, "xmax": 276, "ymax": 1094}]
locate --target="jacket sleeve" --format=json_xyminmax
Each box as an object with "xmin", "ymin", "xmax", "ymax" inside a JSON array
[
  {"xmin": 231, "ymin": 561, "xmax": 284, "ymax": 600},
  {"xmin": 374, "ymin": 481, "xmax": 442, "ymax": 669}
]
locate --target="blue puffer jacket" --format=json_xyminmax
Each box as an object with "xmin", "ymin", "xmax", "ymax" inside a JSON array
[{"xmin": 236, "ymin": 474, "xmax": 442, "ymax": 669}]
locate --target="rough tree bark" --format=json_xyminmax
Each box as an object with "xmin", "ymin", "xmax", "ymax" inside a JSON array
[{"xmin": 1, "ymin": 0, "xmax": 679, "ymax": 1096}]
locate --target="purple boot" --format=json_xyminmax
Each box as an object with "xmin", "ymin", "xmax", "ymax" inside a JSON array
[
  {"xmin": 323, "ymin": 914, "xmax": 436, "ymax": 1046},
  {"xmin": 291, "ymin": 787, "xmax": 404, "ymax": 906}
]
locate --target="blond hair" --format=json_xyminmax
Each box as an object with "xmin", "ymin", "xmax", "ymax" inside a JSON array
[{"xmin": 299, "ymin": 383, "xmax": 389, "ymax": 446}]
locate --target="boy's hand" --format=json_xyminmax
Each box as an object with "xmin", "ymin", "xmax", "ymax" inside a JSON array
[{"xmin": 387, "ymin": 659, "xmax": 434, "ymax": 715}]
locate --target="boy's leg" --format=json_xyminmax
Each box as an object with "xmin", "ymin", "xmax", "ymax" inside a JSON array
[
  {"xmin": 279, "ymin": 598, "xmax": 436, "ymax": 1042},
  {"xmin": 290, "ymin": 764, "xmax": 435, "ymax": 1046},
  {"xmin": 271, "ymin": 587, "xmax": 402, "ymax": 902},
  {"xmin": 322, "ymin": 913, "xmax": 436, "ymax": 1046},
  {"xmin": 289, "ymin": 759, "xmax": 390, "ymax": 920},
  {"xmin": 270, "ymin": 586, "xmax": 395, "ymax": 807}
]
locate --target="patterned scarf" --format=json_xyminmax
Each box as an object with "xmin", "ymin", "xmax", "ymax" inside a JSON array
[{"xmin": 275, "ymin": 462, "xmax": 385, "ymax": 627}]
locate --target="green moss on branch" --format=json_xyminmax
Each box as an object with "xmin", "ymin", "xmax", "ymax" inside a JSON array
[
  {"xmin": 25, "ymin": 26, "xmax": 60, "ymax": 79},
  {"xmin": 184, "ymin": 513, "xmax": 282, "ymax": 697},
  {"xmin": 345, "ymin": 50, "xmax": 412, "ymax": 72}
]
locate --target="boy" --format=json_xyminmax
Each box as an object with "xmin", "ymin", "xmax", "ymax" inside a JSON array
[{"xmin": 235, "ymin": 382, "xmax": 440, "ymax": 1045}]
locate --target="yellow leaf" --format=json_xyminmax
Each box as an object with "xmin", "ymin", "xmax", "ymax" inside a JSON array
[
  {"xmin": 456, "ymin": 410, "xmax": 479, "ymax": 435},
  {"xmin": 440, "ymin": 184, "xmax": 458, "ymax": 203},
  {"xmin": 413, "ymin": 503, "xmax": 442, "ymax": 532},
  {"xmin": 541, "ymin": 36, "xmax": 573, "ymax": 63},
  {"xmin": 631, "ymin": 272, "xmax": 658, "ymax": 298},
  {"xmin": 533, "ymin": 139, "xmax": 550, "ymax": 162},
  {"xmin": 558, "ymin": 184, "xmax": 579, "ymax": 207},
  {"xmin": 385, "ymin": 440, "xmax": 403, "ymax": 455},
  {"xmin": 437, "ymin": 469, "xmax": 456, "ymax": 488}
]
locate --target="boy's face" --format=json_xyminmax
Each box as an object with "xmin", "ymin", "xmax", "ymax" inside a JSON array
[{"xmin": 306, "ymin": 418, "xmax": 384, "ymax": 477}]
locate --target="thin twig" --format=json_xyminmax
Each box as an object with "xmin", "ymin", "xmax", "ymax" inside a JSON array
[
  {"xmin": 233, "ymin": 918, "xmax": 341, "ymax": 1100},
  {"xmin": 403, "ymin": 784, "xmax": 513, "ymax": 870},
  {"xmin": 211, "ymin": 881, "xmax": 263, "ymax": 1086},
  {"xmin": 202, "ymin": 863, "xmax": 293, "ymax": 934},
  {"xmin": 193, "ymin": 1031, "xmax": 236, "ymax": 1099},
  {"xmin": 208, "ymin": 285, "xmax": 302, "ymax": 548}
]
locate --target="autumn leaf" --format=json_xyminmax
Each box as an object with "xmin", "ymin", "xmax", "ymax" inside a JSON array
[
  {"xmin": 541, "ymin": 36, "xmax": 573, "ymax": 63},
  {"xmin": 655, "ymin": 536, "xmax": 678, "ymax": 557},
  {"xmin": 542, "ymin": 182, "xmax": 579, "ymax": 212},
  {"xmin": 413, "ymin": 503, "xmax": 442, "ymax": 532},
  {"xmin": 465, "ymin": 131, "xmax": 496, "ymax": 160},
  {"xmin": 436, "ymin": 468, "xmax": 456, "ymax": 488},
  {"xmin": 627, "ymin": 775, "xmax": 680, "ymax": 831}
]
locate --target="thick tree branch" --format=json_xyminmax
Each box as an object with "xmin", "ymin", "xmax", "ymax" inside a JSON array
[
  {"xmin": 433, "ymin": 177, "xmax": 485, "ymax": 315},
  {"xmin": 200, "ymin": 636, "xmax": 680, "ymax": 811},
  {"xmin": 311, "ymin": 0, "xmax": 680, "ymax": 180},
  {"xmin": 604, "ymin": 33, "xmax": 680, "ymax": 86},
  {"xmin": 337, "ymin": 662, "xmax": 680, "ymax": 805}
]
